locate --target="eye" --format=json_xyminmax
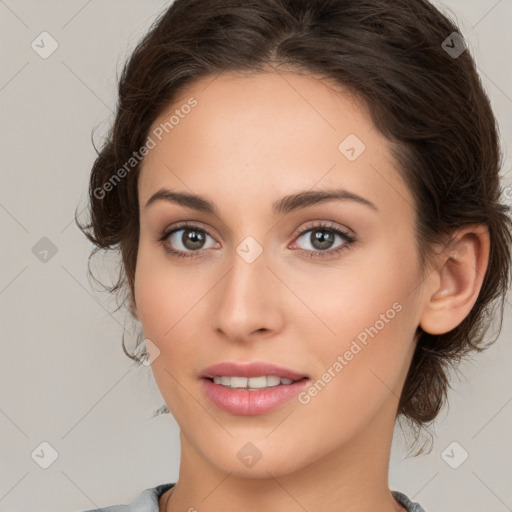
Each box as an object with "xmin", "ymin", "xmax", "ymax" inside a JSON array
[
  {"xmin": 291, "ymin": 221, "xmax": 356, "ymax": 259},
  {"xmin": 157, "ymin": 220, "xmax": 356, "ymax": 260},
  {"xmin": 158, "ymin": 222, "xmax": 218, "ymax": 259}
]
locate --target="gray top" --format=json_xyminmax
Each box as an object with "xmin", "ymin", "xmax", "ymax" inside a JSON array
[{"xmin": 79, "ymin": 483, "xmax": 427, "ymax": 511}]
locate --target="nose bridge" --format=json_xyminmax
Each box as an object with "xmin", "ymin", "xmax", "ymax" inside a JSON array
[{"xmin": 213, "ymin": 234, "xmax": 282, "ymax": 339}]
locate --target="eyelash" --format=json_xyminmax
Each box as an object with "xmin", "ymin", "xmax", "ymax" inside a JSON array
[{"xmin": 157, "ymin": 221, "xmax": 356, "ymax": 260}]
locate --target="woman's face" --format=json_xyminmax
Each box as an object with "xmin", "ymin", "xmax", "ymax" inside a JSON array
[{"xmin": 134, "ymin": 70, "xmax": 430, "ymax": 479}]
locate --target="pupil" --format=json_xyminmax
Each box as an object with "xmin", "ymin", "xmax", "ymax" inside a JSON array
[
  {"xmin": 312, "ymin": 229, "xmax": 334, "ymax": 250},
  {"xmin": 184, "ymin": 229, "xmax": 205, "ymax": 249}
]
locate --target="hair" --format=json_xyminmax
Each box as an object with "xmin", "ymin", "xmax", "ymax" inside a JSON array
[{"xmin": 77, "ymin": 0, "xmax": 512, "ymax": 455}]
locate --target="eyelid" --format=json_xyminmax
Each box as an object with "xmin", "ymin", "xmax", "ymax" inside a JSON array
[
  {"xmin": 290, "ymin": 220, "xmax": 355, "ymax": 254},
  {"xmin": 159, "ymin": 220, "xmax": 218, "ymax": 240},
  {"xmin": 158, "ymin": 219, "xmax": 356, "ymax": 259},
  {"xmin": 159, "ymin": 220, "xmax": 352, "ymax": 242},
  {"xmin": 158, "ymin": 221, "xmax": 220, "ymax": 247},
  {"xmin": 293, "ymin": 219, "xmax": 354, "ymax": 238}
]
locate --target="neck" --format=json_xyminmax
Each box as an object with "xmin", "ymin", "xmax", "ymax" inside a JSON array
[{"xmin": 164, "ymin": 402, "xmax": 406, "ymax": 512}]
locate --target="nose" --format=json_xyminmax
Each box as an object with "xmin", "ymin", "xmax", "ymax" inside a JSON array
[{"xmin": 212, "ymin": 242, "xmax": 285, "ymax": 344}]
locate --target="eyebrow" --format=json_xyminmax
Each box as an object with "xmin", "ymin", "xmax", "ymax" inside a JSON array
[{"xmin": 144, "ymin": 187, "xmax": 378, "ymax": 215}]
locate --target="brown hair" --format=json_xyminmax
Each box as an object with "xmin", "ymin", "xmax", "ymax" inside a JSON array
[{"xmin": 77, "ymin": 0, "xmax": 512, "ymax": 455}]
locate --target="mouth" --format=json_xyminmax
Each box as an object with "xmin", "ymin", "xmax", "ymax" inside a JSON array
[
  {"xmin": 203, "ymin": 375, "xmax": 308, "ymax": 390},
  {"xmin": 199, "ymin": 361, "xmax": 310, "ymax": 415},
  {"xmin": 199, "ymin": 360, "xmax": 309, "ymax": 381}
]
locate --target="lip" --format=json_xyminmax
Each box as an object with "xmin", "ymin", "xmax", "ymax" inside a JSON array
[
  {"xmin": 199, "ymin": 361, "xmax": 310, "ymax": 415},
  {"xmin": 199, "ymin": 361, "xmax": 309, "ymax": 381},
  {"xmin": 201, "ymin": 376, "xmax": 310, "ymax": 415}
]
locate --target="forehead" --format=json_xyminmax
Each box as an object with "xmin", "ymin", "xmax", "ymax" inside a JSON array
[
  {"xmin": 138, "ymin": 70, "xmax": 413, "ymax": 220},
  {"xmin": 147, "ymin": 69, "xmax": 374, "ymax": 151}
]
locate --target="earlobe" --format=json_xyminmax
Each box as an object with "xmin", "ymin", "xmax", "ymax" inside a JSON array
[{"xmin": 419, "ymin": 225, "xmax": 490, "ymax": 335}]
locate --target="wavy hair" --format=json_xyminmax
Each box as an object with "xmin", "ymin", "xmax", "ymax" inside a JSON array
[{"xmin": 77, "ymin": 0, "xmax": 512, "ymax": 455}]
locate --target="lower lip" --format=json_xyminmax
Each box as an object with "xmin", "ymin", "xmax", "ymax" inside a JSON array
[{"xmin": 201, "ymin": 377, "xmax": 310, "ymax": 415}]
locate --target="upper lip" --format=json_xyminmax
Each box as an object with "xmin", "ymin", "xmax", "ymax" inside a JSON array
[{"xmin": 200, "ymin": 362, "xmax": 309, "ymax": 381}]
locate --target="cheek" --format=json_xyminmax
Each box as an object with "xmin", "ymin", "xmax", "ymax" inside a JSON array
[
  {"xmin": 134, "ymin": 241, "xmax": 199, "ymax": 335},
  {"xmin": 291, "ymin": 240, "xmax": 418, "ymax": 342},
  {"xmin": 296, "ymin": 241, "xmax": 420, "ymax": 399},
  {"xmin": 134, "ymin": 253, "xmax": 201, "ymax": 404},
  {"xmin": 133, "ymin": 246, "xmax": 218, "ymax": 390},
  {"xmin": 295, "ymin": 299, "xmax": 416, "ymax": 449},
  {"xmin": 134, "ymin": 253, "xmax": 169, "ymax": 336}
]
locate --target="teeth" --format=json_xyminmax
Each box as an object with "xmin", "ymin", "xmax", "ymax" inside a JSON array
[{"xmin": 212, "ymin": 375, "xmax": 296, "ymax": 389}]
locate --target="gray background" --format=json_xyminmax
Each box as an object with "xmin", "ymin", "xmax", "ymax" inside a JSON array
[{"xmin": 0, "ymin": 1, "xmax": 511, "ymax": 511}]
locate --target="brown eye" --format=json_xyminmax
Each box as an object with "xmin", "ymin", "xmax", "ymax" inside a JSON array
[
  {"xmin": 158, "ymin": 222, "xmax": 219, "ymax": 258},
  {"xmin": 292, "ymin": 222, "xmax": 356, "ymax": 259},
  {"xmin": 173, "ymin": 228, "xmax": 207, "ymax": 251}
]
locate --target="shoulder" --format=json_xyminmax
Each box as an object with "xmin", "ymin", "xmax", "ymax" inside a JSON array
[
  {"xmin": 77, "ymin": 482, "xmax": 176, "ymax": 512},
  {"xmin": 391, "ymin": 490, "xmax": 427, "ymax": 512},
  {"xmin": 77, "ymin": 484, "xmax": 422, "ymax": 512}
]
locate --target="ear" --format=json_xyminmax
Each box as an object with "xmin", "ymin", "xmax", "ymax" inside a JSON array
[{"xmin": 419, "ymin": 225, "xmax": 490, "ymax": 335}]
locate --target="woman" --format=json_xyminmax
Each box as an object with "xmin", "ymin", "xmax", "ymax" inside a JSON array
[{"xmin": 77, "ymin": 0, "xmax": 512, "ymax": 510}]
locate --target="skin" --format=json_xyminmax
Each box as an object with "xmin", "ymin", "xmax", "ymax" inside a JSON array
[{"xmin": 131, "ymin": 68, "xmax": 490, "ymax": 512}]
